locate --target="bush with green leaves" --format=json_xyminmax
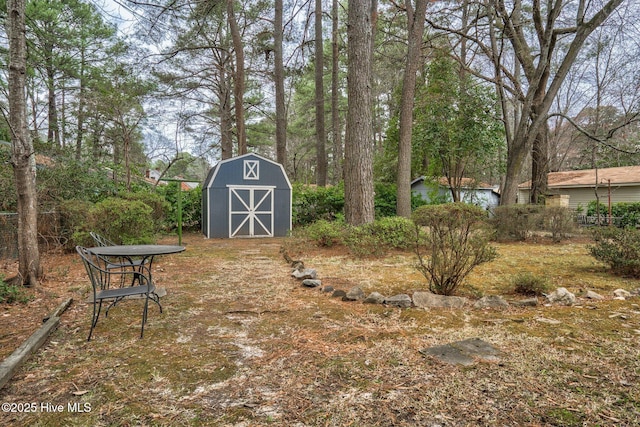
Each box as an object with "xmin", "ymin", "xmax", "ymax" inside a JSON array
[
  {"xmin": 366, "ymin": 216, "xmax": 416, "ymax": 249},
  {"xmin": 292, "ymin": 182, "xmax": 427, "ymax": 227},
  {"xmin": 511, "ymin": 273, "xmax": 550, "ymax": 296},
  {"xmin": 36, "ymin": 151, "xmax": 117, "ymax": 208},
  {"xmin": 0, "ymin": 276, "xmax": 32, "ymax": 304},
  {"xmin": 492, "ymin": 204, "xmax": 543, "ymax": 241},
  {"xmin": 413, "ymin": 203, "xmax": 497, "ymax": 296},
  {"xmin": 587, "ymin": 200, "xmax": 640, "ymax": 228},
  {"xmin": 87, "ymin": 197, "xmax": 156, "ymax": 245},
  {"xmin": 157, "ymin": 184, "xmax": 202, "ymax": 231},
  {"xmin": 121, "ymin": 190, "xmax": 171, "ymax": 232},
  {"xmin": 293, "ymin": 216, "xmax": 417, "ymax": 257},
  {"xmin": 297, "ymin": 219, "xmax": 345, "ymax": 247},
  {"xmin": 292, "ymin": 183, "xmax": 345, "ymax": 226},
  {"xmin": 589, "ymin": 227, "xmax": 640, "ymax": 278}
]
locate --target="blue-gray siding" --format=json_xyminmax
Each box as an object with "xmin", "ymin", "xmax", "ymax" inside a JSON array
[{"xmin": 202, "ymin": 153, "xmax": 292, "ymax": 238}]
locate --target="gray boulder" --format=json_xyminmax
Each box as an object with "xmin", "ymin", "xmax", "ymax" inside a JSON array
[
  {"xmin": 302, "ymin": 279, "xmax": 322, "ymax": 288},
  {"xmin": 584, "ymin": 290, "xmax": 604, "ymax": 300},
  {"xmin": 385, "ymin": 294, "xmax": 412, "ymax": 308},
  {"xmin": 412, "ymin": 291, "xmax": 467, "ymax": 309},
  {"xmin": 546, "ymin": 287, "xmax": 576, "ymax": 306},
  {"xmin": 344, "ymin": 286, "xmax": 365, "ymax": 301},
  {"xmin": 291, "ymin": 268, "xmax": 317, "ymax": 280},
  {"xmin": 474, "ymin": 295, "xmax": 509, "ymax": 309},
  {"xmin": 613, "ymin": 288, "xmax": 632, "ymax": 299},
  {"xmin": 332, "ymin": 289, "xmax": 347, "ymax": 298},
  {"xmin": 363, "ymin": 292, "xmax": 385, "ymax": 304}
]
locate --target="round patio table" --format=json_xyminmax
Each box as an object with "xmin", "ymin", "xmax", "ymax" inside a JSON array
[{"xmin": 87, "ymin": 244, "xmax": 186, "ymax": 282}]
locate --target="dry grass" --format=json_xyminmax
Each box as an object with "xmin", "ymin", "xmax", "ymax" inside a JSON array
[{"xmin": 1, "ymin": 232, "xmax": 639, "ymax": 426}]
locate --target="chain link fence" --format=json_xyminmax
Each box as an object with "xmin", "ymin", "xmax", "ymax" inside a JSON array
[{"xmin": 0, "ymin": 211, "xmax": 63, "ymax": 260}]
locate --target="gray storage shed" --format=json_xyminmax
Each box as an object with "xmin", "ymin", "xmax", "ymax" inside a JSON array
[{"xmin": 202, "ymin": 153, "xmax": 292, "ymax": 238}]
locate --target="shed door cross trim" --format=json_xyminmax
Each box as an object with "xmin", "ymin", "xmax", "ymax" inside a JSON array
[{"xmin": 228, "ymin": 186, "xmax": 275, "ymax": 237}]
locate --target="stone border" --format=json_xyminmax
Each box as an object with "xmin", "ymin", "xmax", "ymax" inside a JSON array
[
  {"xmin": 0, "ymin": 297, "xmax": 72, "ymax": 390},
  {"xmin": 286, "ymin": 254, "xmax": 640, "ymax": 309}
]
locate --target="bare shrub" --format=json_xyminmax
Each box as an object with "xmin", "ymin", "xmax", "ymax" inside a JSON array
[
  {"xmin": 412, "ymin": 203, "xmax": 497, "ymax": 296},
  {"xmin": 492, "ymin": 205, "xmax": 543, "ymax": 241}
]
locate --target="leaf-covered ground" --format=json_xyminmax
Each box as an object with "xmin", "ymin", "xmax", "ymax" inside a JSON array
[{"xmin": 1, "ymin": 233, "xmax": 639, "ymax": 426}]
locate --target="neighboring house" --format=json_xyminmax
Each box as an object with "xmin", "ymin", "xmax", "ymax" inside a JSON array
[
  {"xmin": 410, "ymin": 176, "xmax": 501, "ymax": 210},
  {"xmin": 517, "ymin": 166, "xmax": 640, "ymax": 210},
  {"xmin": 145, "ymin": 169, "xmax": 199, "ymax": 190}
]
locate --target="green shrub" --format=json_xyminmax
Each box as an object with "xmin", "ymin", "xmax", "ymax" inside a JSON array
[
  {"xmin": 36, "ymin": 153, "xmax": 116, "ymax": 207},
  {"xmin": 292, "ymin": 183, "xmax": 345, "ymax": 226},
  {"xmin": 492, "ymin": 205, "xmax": 543, "ymax": 241},
  {"xmin": 121, "ymin": 191, "xmax": 170, "ymax": 232},
  {"xmin": 342, "ymin": 225, "xmax": 388, "ymax": 257},
  {"xmin": 586, "ymin": 200, "xmax": 640, "ymax": 227},
  {"xmin": 366, "ymin": 216, "xmax": 416, "ymax": 249},
  {"xmin": 292, "ymin": 182, "xmax": 427, "ymax": 226},
  {"xmin": 157, "ymin": 184, "xmax": 202, "ymax": 231},
  {"xmin": 297, "ymin": 219, "xmax": 345, "ymax": 247},
  {"xmin": 294, "ymin": 216, "xmax": 417, "ymax": 257},
  {"xmin": 413, "ymin": 203, "xmax": 497, "ymax": 296},
  {"xmin": 589, "ymin": 227, "xmax": 640, "ymax": 277},
  {"xmin": 91, "ymin": 197, "xmax": 155, "ymax": 244},
  {"xmin": 0, "ymin": 276, "xmax": 32, "ymax": 304},
  {"xmin": 372, "ymin": 182, "xmax": 427, "ymax": 218},
  {"xmin": 511, "ymin": 273, "xmax": 550, "ymax": 296},
  {"xmin": 58, "ymin": 199, "xmax": 95, "ymax": 250}
]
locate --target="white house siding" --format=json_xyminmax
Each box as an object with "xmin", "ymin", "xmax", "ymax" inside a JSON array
[{"xmin": 519, "ymin": 185, "xmax": 640, "ymax": 211}]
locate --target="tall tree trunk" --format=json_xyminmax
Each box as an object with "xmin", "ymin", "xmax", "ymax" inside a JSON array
[
  {"xmin": 314, "ymin": 0, "xmax": 327, "ymax": 186},
  {"xmin": 274, "ymin": 0, "xmax": 287, "ymax": 165},
  {"xmin": 8, "ymin": 0, "xmax": 41, "ymax": 287},
  {"xmin": 75, "ymin": 46, "xmax": 86, "ymax": 160},
  {"xmin": 345, "ymin": 0, "xmax": 375, "ymax": 226},
  {"xmin": 331, "ymin": 0, "xmax": 342, "ymax": 183},
  {"xmin": 227, "ymin": 0, "xmax": 246, "ymax": 155},
  {"xmin": 396, "ymin": 0, "xmax": 427, "ymax": 218},
  {"xmin": 46, "ymin": 64, "xmax": 60, "ymax": 146},
  {"xmin": 219, "ymin": 61, "xmax": 233, "ymax": 160},
  {"xmin": 530, "ymin": 125, "xmax": 549, "ymax": 204}
]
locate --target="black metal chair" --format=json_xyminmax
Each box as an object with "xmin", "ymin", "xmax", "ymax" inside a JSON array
[
  {"xmin": 89, "ymin": 231, "xmax": 148, "ymax": 286},
  {"xmin": 76, "ymin": 246, "xmax": 162, "ymax": 341}
]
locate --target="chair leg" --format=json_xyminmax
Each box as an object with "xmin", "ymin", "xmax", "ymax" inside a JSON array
[
  {"xmin": 149, "ymin": 292, "xmax": 163, "ymax": 313},
  {"xmin": 140, "ymin": 294, "xmax": 150, "ymax": 338},
  {"xmin": 88, "ymin": 299, "xmax": 103, "ymax": 341}
]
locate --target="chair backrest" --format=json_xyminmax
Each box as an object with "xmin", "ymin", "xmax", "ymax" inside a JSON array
[
  {"xmin": 89, "ymin": 232, "xmax": 117, "ymax": 247},
  {"xmin": 76, "ymin": 246, "xmax": 109, "ymax": 292}
]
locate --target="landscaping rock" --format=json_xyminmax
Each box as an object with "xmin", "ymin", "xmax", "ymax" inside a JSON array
[
  {"xmin": 291, "ymin": 268, "xmax": 317, "ymax": 280},
  {"xmin": 363, "ymin": 292, "xmax": 385, "ymax": 304},
  {"xmin": 302, "ymin": 279, "xmax": 322, "ymax": 288},
  {"xmin": 385, "ymin": 294, "xmax": 412, "ymax": 308},
  {"xmin": 613, "ymin": 289, "xmax": 632, "ymax": 299},
  {"xmin": 420, "ymin": 338, "xmax": 501, "ymax": 366},
  {"xmin": 546, "ymin": 287, "xmax": 576, "ymax": 305},
  {"xmin": 412, "ymin": 291, "xmax": 467, "ymax": 309},
  {"xmin": 321, "ymin": 285, "xmax": 334, "ymax": 293},
  {"xmin": 332, "ymin": 289, "xmax": 347, "ymax": 298},
  {"xmin": 344, "ymin": 286, "xmax": 365, "ymax": 301},
  {"xmin": 585, "ymin": 290, "xmax": 604, "ymax": 300},
  {"xmin": 511, "ymin": 298, "xmax": 538, "ymax": 307},
  {"xmin": 474, "ymin": 295, "xmax": 509, "ymax": 309}
]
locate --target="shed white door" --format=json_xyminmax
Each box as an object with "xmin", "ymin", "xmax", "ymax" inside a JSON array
[{"xmin": 228, "ymin": 186, "xmax": 275, "ymax": 237}]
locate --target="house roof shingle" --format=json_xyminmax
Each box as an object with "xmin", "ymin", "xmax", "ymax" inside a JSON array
[{"xmin": 519, "ymin": 165, "xmax": 640, "ymax": 189}]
